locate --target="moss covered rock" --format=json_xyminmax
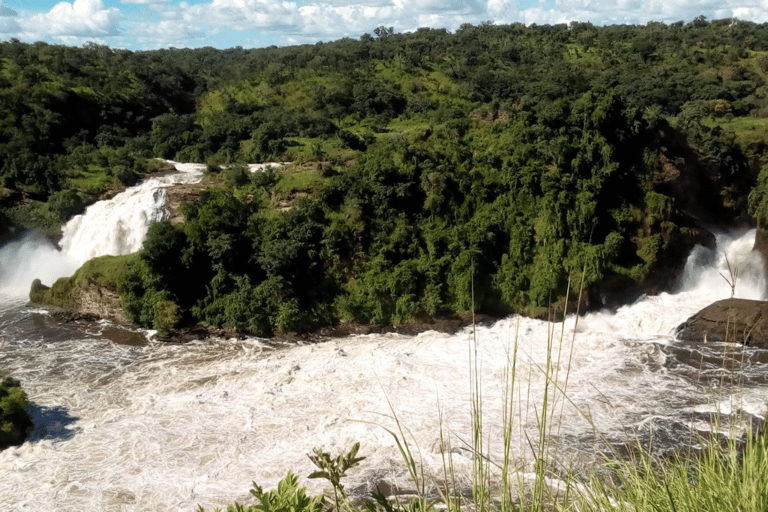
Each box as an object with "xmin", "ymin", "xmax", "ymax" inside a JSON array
[{"xmin": 0, "ymin": 375, "xmax": 32, "ymax": 449}]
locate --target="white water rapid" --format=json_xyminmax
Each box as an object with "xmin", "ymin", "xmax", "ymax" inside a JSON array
[{"xmin": 1, "ymin": 174, "xmax": 768, "ymax": 510}]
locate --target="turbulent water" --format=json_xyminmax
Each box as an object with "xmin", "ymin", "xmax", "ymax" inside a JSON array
[{"xmin": 1, "ymin": 166, "xmax": 768, "ymax": 510}]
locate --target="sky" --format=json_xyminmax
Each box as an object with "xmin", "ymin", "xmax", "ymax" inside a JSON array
[{"xmin": 0, "ymin": 0, "xmax": 767, "ymax": 51}]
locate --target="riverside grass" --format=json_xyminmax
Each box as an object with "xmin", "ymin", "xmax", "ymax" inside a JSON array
[{"xmin": 201, "ymin": 283, "xmax": 768, "ymax": 512}]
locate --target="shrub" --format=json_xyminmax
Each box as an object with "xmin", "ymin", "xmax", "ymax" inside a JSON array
[
  {"xmin": 47, "ymin": 189, "xmax": 85, "ymax": 221},
  {"xmin": 197, "ymin": 472, "xmax": 323, "ymax": 512},
  {"xmin": 153, "ymin": 300, "xmax": 180, "ymax": 336},
  {"xmin": 0, "ymin": 375, "xmax": 32, "ymax": 449},
  {"xmin": 225, "ymin": 163, "xmax": 250, "ymax": 188}
]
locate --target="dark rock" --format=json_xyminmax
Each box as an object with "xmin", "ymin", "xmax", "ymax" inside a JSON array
[
  {"xmin": 753, "ymin": 225, "xmax": 768, "ymax": 284},
  {"xmin": 676, "ymin": 298, "xmax": 768, "ymax": 347},
  {"xmin": 28, "ymin": 279, "xmax": 50, "ymax": 303},
  {"xmin": 655, "ymin": 128, "xmax": 754, "ymax": 225}
]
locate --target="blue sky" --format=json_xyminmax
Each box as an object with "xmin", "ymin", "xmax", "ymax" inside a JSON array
[{"xmin": 1, "ymin": 0, "xmax": 767, "ymax": 51}]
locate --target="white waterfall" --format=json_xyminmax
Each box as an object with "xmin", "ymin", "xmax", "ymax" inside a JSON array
[{"xmin": 0, "ymin": 162, "xmax": 204, "ymax": 293}]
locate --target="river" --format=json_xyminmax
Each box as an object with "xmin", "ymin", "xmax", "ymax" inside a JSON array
[{"xmin": 1, "ymin": 164, "xmax": 768, "ymax": 511}]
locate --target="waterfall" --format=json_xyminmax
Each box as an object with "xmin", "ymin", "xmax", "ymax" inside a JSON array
[{"xmin": 0, "ymin": 162, "xmax": 204, "ymax": 293}]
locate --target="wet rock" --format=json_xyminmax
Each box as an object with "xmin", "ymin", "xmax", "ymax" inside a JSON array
[
  {"xmin": 29, "ymin": 278, "xmax": 50, "ymax": 303},
  {"xmin": 753, "ymin": 225, "xmax": 768, "ymax": 287},
  {"xmin": 676, "ymin": 298, "xmax": 768, "ymax": 347}
]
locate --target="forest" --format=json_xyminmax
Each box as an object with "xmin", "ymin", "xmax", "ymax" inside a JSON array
[{"xmin": 8, "ymin": 17, "xmax": 768, "ymax": 335}]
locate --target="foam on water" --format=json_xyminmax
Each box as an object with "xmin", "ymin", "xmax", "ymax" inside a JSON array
[{"xmin": 0, "ymin": 298, "xmax": 765, "ymax": 510}]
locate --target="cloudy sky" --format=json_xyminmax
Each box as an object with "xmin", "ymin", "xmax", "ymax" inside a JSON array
[{"xmin": 1, "ymin": 0, "xmax": 767, "ymax": 51}]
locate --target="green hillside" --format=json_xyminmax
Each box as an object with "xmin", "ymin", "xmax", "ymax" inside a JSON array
[{"xmin": 10, "ymin": 19, "xmax": 768, "ymax": 334}]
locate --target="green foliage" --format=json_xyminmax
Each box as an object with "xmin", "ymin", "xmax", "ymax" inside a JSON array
[
  {"xmin": 47, "ymin": 189, "xmax": 85, "ymax": 222},
  {"xmin": 30, "ymin": 253, "xmax": 142, "ymax": 308},
  {"xmin": 749, "ymin": 163, "xmax": 768, "ymax": 226},
  {"xmin": 197, "ymin": 472, "xmax": 324, "ymax": 512},
  {"xmin": 253, "ymin": 166, "xmax": 280, "ymax": 189},
  {"xmin": 0, "ymin": 374, "xmax": 32, "ymax": 449},
  {"xmin": 224, "ymin": 163, "xmax": 250, "ymax": 188},
  {"xmin": 308, "ymin": 442, "xmax": 365, "ymax": 511},
  {"xmin": 153, "ymin": 299, "xmax": 180, "ymax": 335},
  {"xmin": 249, "ymin": 472, "xmax": 324, "ymax": 512},
  {"xmin": 8, "ymin": 21, "xmax": 767, "ymax": 333}
]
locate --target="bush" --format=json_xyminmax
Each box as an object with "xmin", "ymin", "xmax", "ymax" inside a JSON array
[
  {"xmin": 253, "ymin": 166, "xmax": 279, "ymax": 188},
  {"xmin": 0, "ymin": 375, "xmax": 32, "ymax": 449},
  {"xmin": 153, "ymin": 300, "xmax": 180, "ymax": 335},
  {"xmin": 47, "ymin": 189, "xmax": 85, "ymax": 222},
  {"xmin": 224, "ymin": 163, "xmax": 250, "ymax": 188},
  {"xmin": 113, "ymin": 165, "xmax": 139, "ymax": 186},
  {"xmin": 197, "ymin": 472, "xmax": 323, "ymax": 512}
]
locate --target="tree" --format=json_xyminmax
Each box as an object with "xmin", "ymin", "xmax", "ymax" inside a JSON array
[{"xmin": 374, "ymin": 26, "xmax": 394, "ymax": 38}]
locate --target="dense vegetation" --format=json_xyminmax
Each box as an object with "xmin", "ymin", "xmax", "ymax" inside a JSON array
[
  {"xmin": 11, "ymin": 18, "xmax": 768, "ymax": 333},
  {"xmin": 0, "ymin": 374, "xmax": 32, "ymax": 449}
]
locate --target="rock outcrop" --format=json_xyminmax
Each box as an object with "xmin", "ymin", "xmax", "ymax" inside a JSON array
[
  {"xmin": 164, "ymin": 173, "xmax": 217, "ymax": 225},
  {"xmin": 676, "ymin": 298, "xmax": 768, "ymax": 347},
  {"xmin": 30, "ymin": 278, "xmax": 129, "ymax": 325},
  {"xmin": 753, "ymin": 225, "xmax": 768, "ymax": 280},
  {"xmin": 71, "ymin": 281, "xmax": 130, "ymax": 324}
]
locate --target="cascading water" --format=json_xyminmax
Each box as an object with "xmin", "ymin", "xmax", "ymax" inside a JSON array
[
  {"xmin": 0, "ymin": 162, "xmax": 204, "ymax": 293},
  {"xmin": 1, "ymin": 176, "xmax": 768, "ymax": 510}
]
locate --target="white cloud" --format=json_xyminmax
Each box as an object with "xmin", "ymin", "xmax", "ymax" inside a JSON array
[
  {"xmin": 181, "ymin": 0, "xmax": 302, "ymax": 30},
  {"xmin": 121, "ymin": 0, "xmax": 169, "ymax": 5},
  {"xmin": 126, "ymin": 17, "xmax": 209, "ymax": 48},
  {"xmin": 0, "ymin": 16, "xmax": 21, "ymax": 34},
  {"xmin": 5, "ymin": 0, "xmax": 768, "ymax": 50},
  {"xmin": 24, "ymin": 0, "xmax": 122, "ymax": 40},
  {"xmin": 733, "ymin": 7, "xmax": 768, "ymax": 23}
]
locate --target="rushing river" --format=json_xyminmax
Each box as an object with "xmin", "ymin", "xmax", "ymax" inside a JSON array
[{"xmin": 1, "ymin": 164, "xmax": 768, "ymax": 511}]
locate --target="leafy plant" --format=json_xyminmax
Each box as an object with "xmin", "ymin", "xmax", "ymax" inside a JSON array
[
  {"xmin": 308, "ymin": 442, "xmax": 366, "ymax": 511},
  {"xmin": 197, "ymin": 471, "xmax": 323, "ymax": 512},
  {"xmin": 250, "ymin": 472, "xmax": 324, "ymax": 512}
]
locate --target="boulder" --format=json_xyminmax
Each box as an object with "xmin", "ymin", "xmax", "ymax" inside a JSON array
[{"xmin": 676, "ymin": 298, "xmax": 768, "ymax": 347}]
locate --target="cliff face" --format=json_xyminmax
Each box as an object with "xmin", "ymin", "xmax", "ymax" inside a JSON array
[
  {"xmin": 593, "ymin": 126, "xmax": 755, "ymax": 309},
  {"xmin": 71, "ymin": 281, "xmax": 130, "ymax": 324},
  {"xmin": 164, "ymin": 173, "xmax": 217, "ymax": 225},
  {"xmin": 29, "ymin": 252, "xmax": 138, "ymax": 325},
  {"xmin": 753, "ymin": 225, "xmax": 768, "ymax": 275}
]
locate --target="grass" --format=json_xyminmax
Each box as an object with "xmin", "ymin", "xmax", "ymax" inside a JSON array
[
  {"xmin": 576, "ymin": 429, "xmax": 768, "ymax": 512},
  {"xmin": 283, "ymin": 137, "xmax": 358, "ymax": 166},
  {"xmin": 65, "ymin": 164, "xmax": 118, "ymax": 195},
  {"xmin": 703, "ymin": 116, "xmax": 768, "ymax": 146},
  {"xmin": 272, "ymin": 168, "xmax": 327, "ymax": 202}
]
